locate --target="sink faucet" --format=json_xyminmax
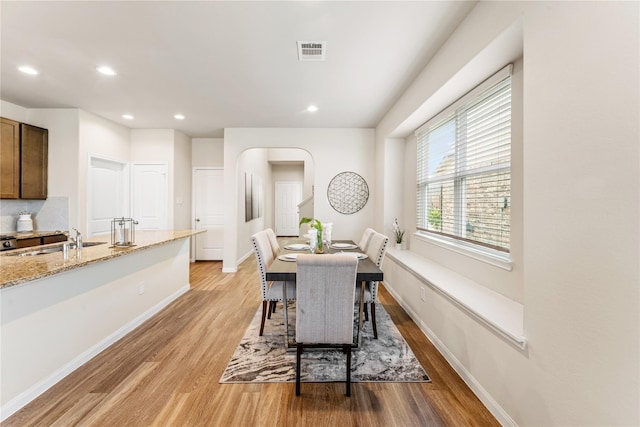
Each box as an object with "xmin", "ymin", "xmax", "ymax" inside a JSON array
[{"xmin": 70, "ymin": 228, "xmax": 83, "ymax": 249}]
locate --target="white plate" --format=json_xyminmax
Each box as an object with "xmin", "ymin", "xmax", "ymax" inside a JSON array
[
  {"xmin": 278, "ymin": 253, "xmax": 299, "ymax": 262},
  {"xmin": 284, "ymin": 243, "xmax": 310, "ymax": 251},
  {"xmin": 336, "ymin": 252, "xmax": 368, "ymax": 260},
  {"xmin": 331, "ymin": 243, "xmax": 358, "ymax": 249}
]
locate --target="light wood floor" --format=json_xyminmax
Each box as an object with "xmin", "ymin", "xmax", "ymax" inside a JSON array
[{"xmin": 3, "ymin": 258, "xmax": 499, "ymax": 426}]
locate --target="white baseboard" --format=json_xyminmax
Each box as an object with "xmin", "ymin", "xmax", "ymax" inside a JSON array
[
  {"xmin": 237, "ymin": 250, "xmax": 253, "ymax": 265},
  {"xmin": 383, "ymin": 283, "xmax": 517, "ymax": 427},
  {"xmin": 223, "ymin": 250, "xmax": 253, "ymax": 273},
  {"xmin": 0, "ymin": 284, "xmax": 190, "ymax": 422}
]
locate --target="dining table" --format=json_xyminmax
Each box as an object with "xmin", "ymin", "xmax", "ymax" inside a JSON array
[{"xmin": 265, "ymin": 239, "xmax": 384, "ymax": 348}]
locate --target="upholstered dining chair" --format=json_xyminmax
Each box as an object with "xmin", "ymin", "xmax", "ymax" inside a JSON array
[
  {"xmin": 295, "ymin": 254, "xmax": 358, "ymax": 397},
  {"xmin": 358, "ymin": 228, "xmax": 375, "ymax": 252},
  {"xmin": 251, "ymin": 230, "xmax": 296, "ymax": 336},
  {"xmin": 265, "ymin": 228, "xmax": 280, "ymax": 258},
  {"xmin": 357, "ymin": 230, "xmax": 389, "ymax": 339}
]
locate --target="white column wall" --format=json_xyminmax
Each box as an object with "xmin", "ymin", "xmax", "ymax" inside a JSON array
[{"xmin": 173, "ymin": 130, "xmax": 192, "ymax": 229}]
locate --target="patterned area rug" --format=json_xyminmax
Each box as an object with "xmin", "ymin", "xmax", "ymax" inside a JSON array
[{"xmin": 220, "ymin": 302, "xmax": 430, "ymax": 383}]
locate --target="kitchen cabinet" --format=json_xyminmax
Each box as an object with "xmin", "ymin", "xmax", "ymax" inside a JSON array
[
  {"xmin": 1, "ymin": 118, "xmax": 20, "ymax": 198},
  {"xmin": 16, "ymin": 237, "xmax": 41, "ymax": 249},
  {"xmin": 15, "ymin": 233, "xmax": 67, "ymax": 249},
  {"xmin": 42, "ymin": 234, "xmax": 67, "ymax": 244},
  {"xmin": 0, "ymin": 118, "xmax": 48, "ymax": 199},
  {"xmin": 20, "ymin": 123, "xmax": 48, "ymax": 199}
]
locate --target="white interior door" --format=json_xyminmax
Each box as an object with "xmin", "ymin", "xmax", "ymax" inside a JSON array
[
  {"xmin": 274, "ymin": 181, "xmax": 302, "ymax": 236},
  {"xmin": 193, "ymin": 168, "xmax": 224, "ymax": 260},
  {"xmin": 132, "ymin": 163, "xmax": 168, "ymax": 230},
  {"xmin": 88, "ymin": 157, "xmax": 128, "ymax": 237}
]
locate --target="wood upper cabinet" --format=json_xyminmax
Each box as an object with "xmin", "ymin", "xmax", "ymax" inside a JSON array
[
  {"xmin": 1, "ymin": 118, "xmax": 20, "ymax": 198},
  {"xmin": 0, "ymin": 118, "xmax": 48, "ymax": 199},
  {"xmin": 20, "ymin": 123, "xmax": 48, "ymax": 199}
]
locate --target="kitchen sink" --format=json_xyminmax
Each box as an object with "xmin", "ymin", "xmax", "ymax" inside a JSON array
[{"xmin": 5, "ymin": 241, "xmax": 108, "ymax": 256}]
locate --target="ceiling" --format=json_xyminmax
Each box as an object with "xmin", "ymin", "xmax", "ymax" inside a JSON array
[{"xmin": 1, "ymin": 1, "xmax": 476, "ymax": 138}]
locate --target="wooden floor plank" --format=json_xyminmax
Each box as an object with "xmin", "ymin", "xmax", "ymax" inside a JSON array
[{"xmin": 3, "ymin": 259, "xmax": 499, "ymax": 426}]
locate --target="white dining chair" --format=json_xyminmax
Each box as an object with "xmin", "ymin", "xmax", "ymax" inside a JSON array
[
  {"xmin": 265, "ymin": 228, "xmax": 280, "ymax": 258},
  {"xmin": 295, "ymin": 254, "xmax": 358, "ymax": 396},
  {"xmin": 251, "ymin": 230, "xmax": 296, "ymax": 336},
  {"xmin": 357, "ymin": 230, "xmax": 389, "ymax": 339},
  {"xmin": 358, "ymin": 228, "xmax": 375, "ymax": 252}
]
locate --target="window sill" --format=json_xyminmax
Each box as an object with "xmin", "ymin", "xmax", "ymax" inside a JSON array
[
  {"xmin": 385, "ymin": 247, "xmax": 527, "ymax": 350},
  {"xmin": 413, "ymin": 232, "xmax": 513, "ymax": 271}
]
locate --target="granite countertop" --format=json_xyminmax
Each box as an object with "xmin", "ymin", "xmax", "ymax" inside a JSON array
[
  {"xmin": 0, "ymin": 229, "xmax": 204, "ymax": 289},
  {"xmin": 5, "ymin": 230, "xmax": 68, "ymax": 239}
]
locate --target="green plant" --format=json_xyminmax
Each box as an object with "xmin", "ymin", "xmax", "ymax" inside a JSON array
[
  {"xmin": 299, "ymin": 217, "xmax": 323, "ymax": 252},
  {"xmin": 299, "ymin": 217, "xmax": 323, "ymax": 232},
  {"xmin": 392, "ymin": 218, "xmax": 405, "ymax": 244}
]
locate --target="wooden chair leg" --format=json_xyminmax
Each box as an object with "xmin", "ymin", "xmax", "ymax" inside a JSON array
[
  {"xmin": 364, "ymin": 302, "xmax": 369, "ymax": 321},
  {"xmin": 296, "ymin": 344, "xmax": 303, "ymax": 396},
  {"xmin": 371, "ymin": 302, "xmax": 378, "ymax": 339},
  {"xmin": 345, "ymin": 344, "xmax": 352, "ymax": 397},
  {"xmin": 260, "ymin": 301, "xmax": 268, "ymax": 336}
]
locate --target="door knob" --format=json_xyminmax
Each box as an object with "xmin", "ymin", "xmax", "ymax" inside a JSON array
[{"xmin": 195, "ymin": 218, "xmax": 200, "ymax": 222}]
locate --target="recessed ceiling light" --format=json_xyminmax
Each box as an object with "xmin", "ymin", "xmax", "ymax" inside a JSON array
[
  {"xmin": 96, "ymin": 66, "xmax": 117, "ymax": 76},
  {"xmin": 18, "ymin": 66, "xmax": 39, "ymax": 75},
  {"xmin": 122, "ymin": 114, "xmax": 134, "ymax": 120},
  {"xmin": 307, "ymin": 105, "xmax": 318, "ymax": 113},
  {"xmin": 174, "ymin": 114, "xmax": 185, "ymax": 120}
]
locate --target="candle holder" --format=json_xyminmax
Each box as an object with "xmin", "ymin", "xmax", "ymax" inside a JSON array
[{"xmin": 110, "ymin": 217, "xmax": 138, "ymax": 247}]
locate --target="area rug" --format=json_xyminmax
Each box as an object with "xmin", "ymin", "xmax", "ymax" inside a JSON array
[{"xmin": 220, "ymin": 302, "xmax": 430, "ymax": 383}]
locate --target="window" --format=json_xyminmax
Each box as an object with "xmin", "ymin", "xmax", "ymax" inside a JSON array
[{"xmin": 416, "ymin": 65, "xmax": 512, "ymax": 254}]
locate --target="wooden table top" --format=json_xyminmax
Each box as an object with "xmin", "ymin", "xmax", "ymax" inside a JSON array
[{"xmin": 265, "ymin": 239, "xmax": 383, "ymax": 282}]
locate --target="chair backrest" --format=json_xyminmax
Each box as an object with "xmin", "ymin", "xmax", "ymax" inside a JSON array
[
  {"xmin": 365, "ymin": 231, "xmax": 389, "ymax": 268},
  {"xmin": 358, "ymin": 228, "xmax": 375, "ymax": 252},
  {"xmin": 251, "ymin": 230, "xmax": 275, "ymax": 301},
  {"xmin": 265, "ymin": 228, "xmax": 280, "ymax": 257},
  {"xmin": 296, "ymin": 254, "xmax": 358, "ymax": 345}
]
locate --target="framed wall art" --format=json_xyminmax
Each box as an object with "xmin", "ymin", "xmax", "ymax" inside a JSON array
[{"xmin": 327, "ymin": 171, "xmax": 369, "ymax": 214}]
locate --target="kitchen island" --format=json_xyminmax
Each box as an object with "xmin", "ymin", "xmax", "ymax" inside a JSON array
[{"xmin": 0, "ymin": 229, "xmax": 202, "ymax": 421}]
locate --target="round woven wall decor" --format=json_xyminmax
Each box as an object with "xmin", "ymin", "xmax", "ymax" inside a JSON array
[{"xmin": 327, "ymin": 171, "xmax": 369, "ymax": 214}]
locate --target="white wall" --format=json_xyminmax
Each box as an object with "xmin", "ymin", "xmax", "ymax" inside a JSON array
[
  {"xmin": 267, "ymin": 148, "xmax": 314, "ymax": 197},
  {"xmin": 223, "ymin": 128, "xmax": 375, "ymax": 272},
  {"xmin": 237, "ymin": 148, "xmax": 270, "ymax": 259},
  {"xmin": 377, "ymin": 1, "xmax": 639, "ymax": 426},
  {"xmin": 78, "ymin": 110, "xmax": 131, "ymax": 234},
  {"xmin": 1, "ymin": 100, "xmax": 29, "ymax": 123},
  {"xmin": 192, "ymin": 137, "xmax": 224, "ymax": 167},
  {"xmin": 173, "ymin": 131, "xmax": 192, "ymax": 229}
]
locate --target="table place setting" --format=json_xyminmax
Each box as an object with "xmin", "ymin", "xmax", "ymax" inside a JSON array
[
  {"xmin": 283, "ymin": 243, "xmax": 310, "ymax": 251},
  {"xmin": 278, "ymin": 253, "xmax": 300, "ymax": 262},
  {"xmin": 336, "ymin": 251, "xmax": 368, "ymax": 260},
  {"xmin": 330, "ymin": 242, "xmax": 358, "ymax": 250}
]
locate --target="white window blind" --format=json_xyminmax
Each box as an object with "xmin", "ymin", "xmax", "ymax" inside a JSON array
[{"xmin": 416, "ymin": 65, "xmax": 512, "ymax": 252}]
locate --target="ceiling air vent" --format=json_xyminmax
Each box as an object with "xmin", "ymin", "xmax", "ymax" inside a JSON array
[{"xmin": 297, "ymin": 41, "xmax": 326, "ymax": 61}]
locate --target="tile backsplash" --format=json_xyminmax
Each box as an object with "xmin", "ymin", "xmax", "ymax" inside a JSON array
[{"xmin": 0, "ymin": 197, "xmax": 69, "ymax": 233}]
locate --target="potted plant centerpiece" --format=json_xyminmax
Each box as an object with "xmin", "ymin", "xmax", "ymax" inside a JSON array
[
  {"xmin": 392, "ymin": 218, "xmax": 405, "ymax": 250},
  {"xmin": 299, "ymin": 217, "xmax": 324, "ymax": 253}
]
